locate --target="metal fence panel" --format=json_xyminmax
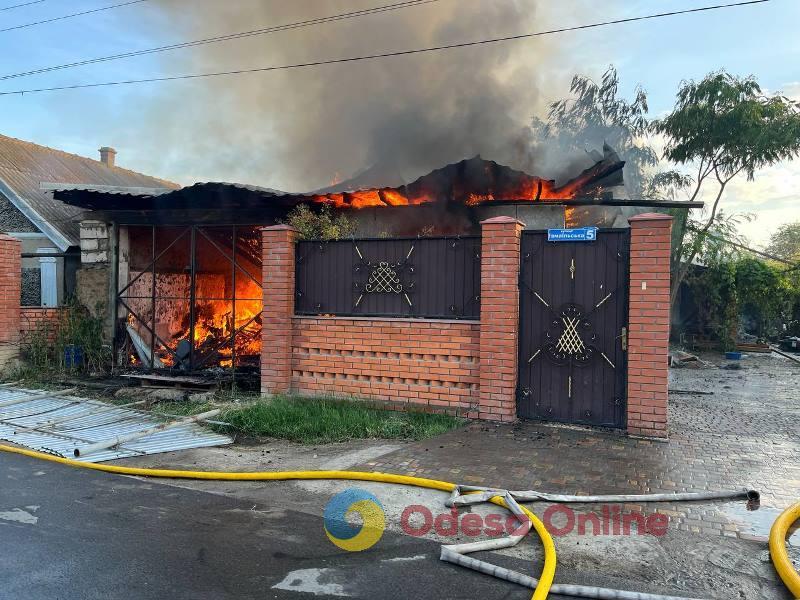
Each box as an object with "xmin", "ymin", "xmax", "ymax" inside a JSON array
[{"xmin": 295, "ymin": 237, "xmax": 481, "ymax": 319}]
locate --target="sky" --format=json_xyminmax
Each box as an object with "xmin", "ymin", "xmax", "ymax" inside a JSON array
[{"xmin": 0, "ymin": 0, "xmax": 798, "ymax": 247}]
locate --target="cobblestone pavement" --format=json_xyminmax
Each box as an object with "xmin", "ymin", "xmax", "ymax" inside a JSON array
[{"xmin": 357, "ymin": 352, "xmax": 800, "ymax": 543}]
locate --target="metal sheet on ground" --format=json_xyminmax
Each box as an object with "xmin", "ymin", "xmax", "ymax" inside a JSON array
[{"xmin": 0, "ymin": 388, "xmax": 232, "ymax": 462}]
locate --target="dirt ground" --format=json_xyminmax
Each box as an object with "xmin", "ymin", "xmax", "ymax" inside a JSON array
[{"xmin": 111, "ymin": 350, "xmax": 800, "ymax": 599}]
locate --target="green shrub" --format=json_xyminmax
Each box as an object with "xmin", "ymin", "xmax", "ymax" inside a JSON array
[{"xmin": 20, "ymin": 300, "xmax": 111, "ymax": 375}]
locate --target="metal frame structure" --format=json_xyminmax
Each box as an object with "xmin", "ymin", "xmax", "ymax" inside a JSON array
[{"xmin": 115, "ymin": 224, "xmax": 262, "ymax": 373}]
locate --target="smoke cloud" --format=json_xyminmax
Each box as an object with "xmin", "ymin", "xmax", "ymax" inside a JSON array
[{"xmin": 149, "ymin": 0, "xmax": 561, "ymax": 191}]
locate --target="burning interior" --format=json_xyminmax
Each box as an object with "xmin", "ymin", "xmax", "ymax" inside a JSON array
[{"xmin": 118, "ymin": 225, "xmax": 262, "ymax": 372}]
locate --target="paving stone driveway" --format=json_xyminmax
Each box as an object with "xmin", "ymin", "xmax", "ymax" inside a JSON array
[{"xmin": 357, "ymin": 352, "xmax": 800, "ymax": 542}]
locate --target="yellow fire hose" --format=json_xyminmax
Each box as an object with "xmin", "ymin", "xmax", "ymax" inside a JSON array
[
  {"xmin": 770, "ymin": 501, "xmax": 800, "ymax": 598},
  {"xmin": 0, "ymin": 443, "xmax": 556, "ymax": 600}
]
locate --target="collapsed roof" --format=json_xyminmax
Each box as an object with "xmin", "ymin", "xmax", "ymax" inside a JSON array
[{"xmin": 55, "ymin": 145, "xmax": 625, "ymax": 215}]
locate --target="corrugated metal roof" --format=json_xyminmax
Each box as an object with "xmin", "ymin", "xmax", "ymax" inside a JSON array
[
  {"xmin": 180, "ymin": 181, "xmax": 289, "ymax": 195},
  {"xmin": 40, "ymin": 182, "xmax": 175, "ymax": 196},
  {"xmin": 0, "ymin": 134, "xmax": 180, "ymax": 248},
  {"xmin": 0, "ymin": 388, "xmax": 232, "ymax": 463}
]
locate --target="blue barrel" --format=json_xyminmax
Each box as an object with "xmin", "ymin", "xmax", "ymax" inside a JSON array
[{"xmin": 64, "ymin": 345, "xmax": 83, "ymax": 368}]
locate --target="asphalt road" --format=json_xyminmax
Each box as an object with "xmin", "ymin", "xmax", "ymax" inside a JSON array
[{"xmin": 0, "ymin": 451, "xmax": 539, "ymax": 600}]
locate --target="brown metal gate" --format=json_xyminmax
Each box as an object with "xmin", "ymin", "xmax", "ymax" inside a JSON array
[{"xmin": 517, "ymin": 230, "xmax": 629, "ymax": 427}]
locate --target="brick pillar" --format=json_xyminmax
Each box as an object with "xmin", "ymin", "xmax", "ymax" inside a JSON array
[
  {"xmin": 77, "ymin": 220, "xmax": 115, "ymax": 339},
  {"xmin": 261, "ymin": 225, "xmax": 298, "ymax": 395},
  {"xmin": 478, "ymin": 216, "xmax": 524, "ymax": 422},
  {"xmin": 0, "ymin": 234, "xmax": 22, "ymax": 371},
  {"xmin": 627, "ymin": 213, "xmax": 673, "ymax": 438}
]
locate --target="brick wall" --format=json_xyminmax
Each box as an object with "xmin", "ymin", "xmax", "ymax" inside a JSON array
[
  {"xmin": 292, "ymin": 317, "xmax": 480, "ymax": 414},
  {"xmin": 626, "ymin": 213, "xmax": 673, "ymax": 438},
  {"xmin": 20, "ymin": 307, "xmax": 64, "ymax": 342},
  {"xmin": 0, "ymin": 234, "xmax": 21, "ymax": 369}
]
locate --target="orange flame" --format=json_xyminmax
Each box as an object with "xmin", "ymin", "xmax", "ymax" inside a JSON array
[
  {"xmin": 126, "ymin": 272, "xmax": 262, "ymax": 369},
  {"xmin": 305, "ymin": 157, "xmax": 608, "ymax": 210}
]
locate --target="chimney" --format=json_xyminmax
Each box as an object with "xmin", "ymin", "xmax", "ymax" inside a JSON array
[{"xmin": 99, "ymin": 146, "xmax": 117, "ymax": 168}]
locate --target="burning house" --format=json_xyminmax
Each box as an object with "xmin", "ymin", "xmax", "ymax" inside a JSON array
[
  {"xmin": 41, "ymin": 144, "xmax": 699, "ymax": 437},
  {"xmin": 52, "ymin": 145, "xmax": 630, "ymax": 374}
]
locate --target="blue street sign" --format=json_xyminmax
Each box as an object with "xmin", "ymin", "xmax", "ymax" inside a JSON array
[{"xmin": 547, "ymin": 227, "xmax": 598, "ymax": 242}]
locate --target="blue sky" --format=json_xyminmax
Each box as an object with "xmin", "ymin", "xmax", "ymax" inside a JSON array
[{"xmin": 0, "ymin": 0, "xmax": 797, "ymax": 245}]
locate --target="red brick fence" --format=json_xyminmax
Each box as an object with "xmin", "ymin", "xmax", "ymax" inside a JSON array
[
  {"xmin": 260, "ymin": 214, "xmax": 673, "ymax": 437},
  {"xmin": 0, "ymin": 234, "xmax": 21, "ymax": 368},
  {"xmin": 0, "ymin": 233, "xmax": 65, "ymax": 366}
]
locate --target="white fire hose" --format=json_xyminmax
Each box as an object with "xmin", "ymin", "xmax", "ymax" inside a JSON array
[{"xmin": 441, "ymin": 485, "xmax": 757, "ymax": 600}]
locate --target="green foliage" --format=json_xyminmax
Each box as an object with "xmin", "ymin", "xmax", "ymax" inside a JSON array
[
  {"xmin": 20, "ymin": 300, "xmax": 111, "ymax": 375},
  {"xmin": 149, "ymin": 400, "xmax": 216, "ymax": 418},
  {"xmin": 653, "ymin": 70, "xmax": 800, "ymax": 306},
  {"xmin": 286, "ymin": 203, "xmax": 357, "ymax": 241},
  {"xmin": 217, "ymin": 395, "xmax": 466, "ymax": 443},
  {"xmin": 687, "ymin": 261, "xmax": 738, "ymax": 351},
  {"xmin": 686, "ymin": 212, "xmax": 754, "ymax": 266},
  {"xmin": 688, "ymin": 256, "xmax": 796, "ymax": 348},
  {"xmin": 22, "ymin": 323, "xmax": 51, "ymax": 370},
  {"xmin": 643, "ymin": 171, "xmax": 693, "ymax": 200},
  {"xmin": 654, "ymin": 72, "xmax": 800, "ymax": 181},
  {"xmin": 734, "ymin": 258, "xmax": 792, "ymax": 337},
  {"xmin": 766, "ymin": 221, "xmax": 800, "ymax": 262},
  {"xmin": 534, "ymin": 65, "xmax": 658, "ymax": 196}
]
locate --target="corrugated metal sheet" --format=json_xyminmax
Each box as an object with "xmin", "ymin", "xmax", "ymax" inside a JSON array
[
  {"xmin": 0, "ymin": 388, "xmax": 232, "ymax": 463},
  {"xmin": 0, "ymin": 134, "xmax": 180, "ymax": 247},
  {"xmin": 183, "ymin": 182, "xmax": 288, "ymax": 195},
  {"xmin": 52, "ymin": 181, "xmax": 295, "ymax": 211}
]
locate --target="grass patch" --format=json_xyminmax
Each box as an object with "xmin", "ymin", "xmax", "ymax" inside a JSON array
[
  {"xmin": 217, "ymin": 395, "xmax": 466, "ymax": 443},
  {"xmin": 1, "ymin": 364, "xmax": 61, "ymax": 389}
]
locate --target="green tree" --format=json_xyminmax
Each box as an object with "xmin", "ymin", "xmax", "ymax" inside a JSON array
[
  {"xmin": 766, "ymin": 223, "xmax": 800, "ymax": 335},
  {"xmin": 687, "ymin": 260, "xmax": 738, "ymax": 350},
  {"xmin": 766, "ymin": 221, "xmax": 800, "ymax": 262},
  {"xmin": 285, "ymin": 203, "xmax": 356, "ymax": 241},
  {"xmin": 734, "ymin": 258, "xmax": 793, "ymax": 339},
  {"xmin": 653, "ymin": 71, "xmax": 800, "ymax": 306},
  {"xmin": 536, "ymin": 65, "xmax": 658, "ymax": 197}
]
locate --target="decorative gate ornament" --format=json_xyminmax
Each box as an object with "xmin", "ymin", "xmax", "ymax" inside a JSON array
[
  {"xmin": 354, "ymin": 243, "xmax": 414, "ymax": 308},
  {"xmin": 556, "ymin": 316, "xmax": 584, "ymax": 355},
  {"xmin": 543, "ymin": 303, "xmax": 595, "ymax": 365},
  {"xmin": 365, "ymin": 262, "xmax": 403, "ymax": 294}
]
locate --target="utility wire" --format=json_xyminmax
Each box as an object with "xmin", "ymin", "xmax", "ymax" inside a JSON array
[
  {"xmin": 0, "ymin": 0, "xmax": 770, "ymax": 96},
  {"xmin": 1, "ymin": 0, "xmax": 45, "ymax": 11},
  {"xmin": 0, "ymin": 0, "xmax": 439, "ymax": 81},
  {"xmin": 0, "ymin": 0, "xmax": 147, "ymax": 33}
]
